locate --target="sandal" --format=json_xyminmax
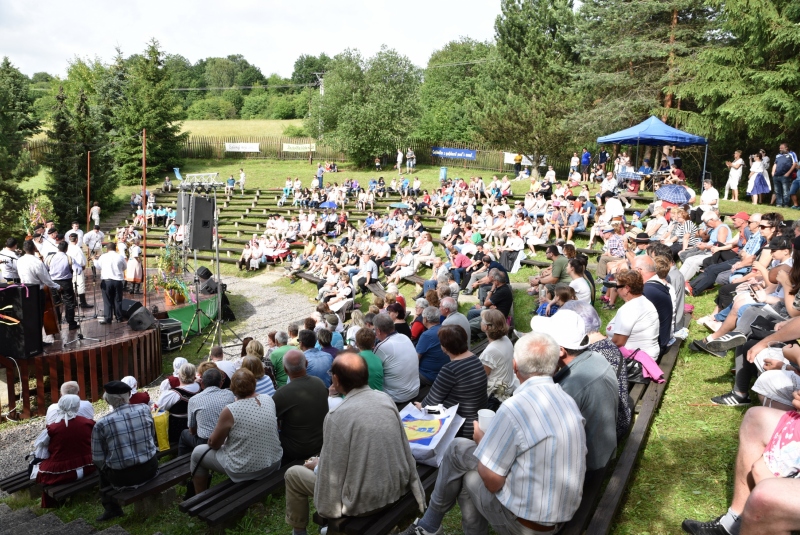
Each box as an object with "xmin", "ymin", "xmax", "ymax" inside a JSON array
[
  {"xmin": 602, "ymin": 303, "xmax": 616, "ymax": 310},
  {"xmin": 600, "ymin": 296, "xmax": 609, "ymax": 303}
]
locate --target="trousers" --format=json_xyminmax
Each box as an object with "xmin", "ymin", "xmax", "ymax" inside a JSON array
[
  {"xmin": 689, "ymin": 259, "xmax": 736, "ymax": 295},
  {"xmin": 98, "ymin": 455, "xmax": 158, "ymax": 512},
  {"xmin": 53, "ymin": 279, "xmax": 75, "ymax": 326},
  {"xmin": 100, "ymin": 279, "xmax": 123, "ymax": 322}
]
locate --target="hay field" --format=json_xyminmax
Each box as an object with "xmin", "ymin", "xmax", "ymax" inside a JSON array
[{"xmin": 180, "ymin": 119, "xmax": 304, "ymax": 138}]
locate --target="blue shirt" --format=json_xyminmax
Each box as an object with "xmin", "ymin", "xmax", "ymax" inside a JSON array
[
  {"xmin": 416, "ymin": 324, "xmax": 449, "ymax": 383},
  {"xmin": 305, "ymin": 348, "xmax": 333, "ymax": 387},
  {"xmin": 365, "ymin": 216, "xmax": 375, "ymax": 227},
  {"xmin": 638, "ymin": 165, "xmax": 653, "ymax": 174},
  {"xmin": 227, "ymin": 178, "xmax": 235, "ymax": 186},
  {"xmin": 598, "ymin": 150, "xmax": 609, "ymax": 164},
  {"xmin": 568, "ymin": 212, "xmax": 584, "ymax": 228},
  {"xmin": 316, "ymin": 167, "xmax": 324, "ymax": 178},
  {"xmin": 581, "ymin": 151, "xmax": 591, "ymax": 165},
  {"xmin": 582, "ymin": 200, "xmax": 597, "ymax": 217},
  {"xmin": 331, "ymin": 330, "xmax": 344, "ymax": 351}
]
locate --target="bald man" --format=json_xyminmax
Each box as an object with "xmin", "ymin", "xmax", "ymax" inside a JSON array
[
  {"xmin": 272, "ymin": 349, "xmax": 329, "ymax": 462},
  {"xmin": 284, "ymin": 353, "xmax": 424, "ymax": 535},
  {"xmin": 635, "ymin": 255, "xmax": 672, "ymax": 351}
]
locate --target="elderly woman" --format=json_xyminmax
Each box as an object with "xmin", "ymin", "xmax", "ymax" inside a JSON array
[
  {"xmin": 479, "ymin": 309, "xmax": 515, "ymax": 402},
  {"xmin": 190, "ymin": 369, "xmax": 283, "ymax": 493},
  {"xmin": 345, "ymin": 310, "xmax": 365, "ymax": 349},
  {"xmin": 156, "ymin": 362, "xmax": 199, "ymax": 445},
  {"xmin": 241, "ymin": 355, "xmax": 276, "ymax": 396},
  {"xmin": 160, "ymin": 356, "xmax": 188, "ymax": 391},
  {"xmin": 35, "ymin": 395, "xmax": 96, "ymax": 508},
  {"xmin": 663, "ymin": 208, "xmax": 699, "ymax": 256},
  {"xmin": 387, "ymin": 302, "xmax": 412, "ymax": 339},
  {"xmin": 562, "ymin": 300, "xmax": 632, "ymax": 441},
  {"xmin": 418, "ymin": 325, "xmax": 488, "ymax": 438},
  {"xmin": 410, "ymin": 298, "xmax": 429, "ymax": 344},
  {"xmin": 606, "ymin": 270, "xmax": 661, "ymax": 360},
  {"xmin": 121, "ymin": 376, "xmax": 150, "ymax": 406}
]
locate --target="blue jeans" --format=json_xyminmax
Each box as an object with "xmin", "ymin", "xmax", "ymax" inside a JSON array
[
  {"xmin": 774, "ymin": 175, "xmax": 792, "ymax": 205},
  {"xmin": 788, "ymin": 177, "xmax": 800, "ymax": 199}
]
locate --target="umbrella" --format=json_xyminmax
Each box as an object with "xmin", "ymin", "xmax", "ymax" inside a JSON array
[
  {"xmin": 655, "ymin": 184, "xmax": 691, "ymax": 205},
  {"xmin": 319, "ymin": 201, "xmax": 337, "ymax": 209},
  {"xmin": 389, "ymin": 202, "xmax": 410, "ymax": 209}
]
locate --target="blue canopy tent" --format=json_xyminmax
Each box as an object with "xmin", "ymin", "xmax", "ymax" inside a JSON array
[{"xmin": 597, "ymin": 116, "xmax": 709, "ymax": 185}]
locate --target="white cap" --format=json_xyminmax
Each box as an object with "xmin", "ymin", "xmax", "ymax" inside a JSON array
[{"xmin": 530, "ymin": 310, "xmax": 589, "ymax": 350}]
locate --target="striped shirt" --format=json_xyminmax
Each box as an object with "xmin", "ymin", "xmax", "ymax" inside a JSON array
[
  {"xmin": 672, "ymin": 221, "xmax": 700, "ymax": 247},
  {"xmin": 255, "ymin": 376, "xmax": 276, "ymax": 397},
  {"xmin": 474, "ymin": 376, "xmax": 586, "ymax": 523},
  {"xmin": 422, "ymin": 355, "xmax": 488, "ymax": 439},
  {"xmin": 187, "ymin": 386, "xmax": 235, "ymax": 439}
]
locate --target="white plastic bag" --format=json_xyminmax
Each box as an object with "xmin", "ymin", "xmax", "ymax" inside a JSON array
[{"xmin": 399, "ymin": 403, "xmax": 464, "ymax": 467}]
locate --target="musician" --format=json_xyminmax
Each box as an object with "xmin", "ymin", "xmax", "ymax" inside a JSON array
[
  {"xmin": 48, "ymin": 241, "xmax": 79, "ymax": 331},
  {"xmin": 67, "ymin": 234, "xmax": 92, "ymax": 309},
  {"xmin": 83, "ymin": 225, "xmax": 104, "ymax": 279},
  {"xmin": 95, "ymin": 242, "xmax": 126, "ymax": 325},
  {"xmin": 40, "ymin": 227, "xmax": 60, "ymax": 257},
  {"xmin": 64, "ymin": 221, "xmax": 84, "ymax": 245},
  {"xmin": 0, "ymin": 238, "xmax": 20, "ymax": 284},
  {"xmin": 19, "ymin": 239, "xmax": 61, "ymax": 344}
]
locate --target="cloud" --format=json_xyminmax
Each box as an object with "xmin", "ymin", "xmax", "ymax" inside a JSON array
[{"xmin": 0, "ymin": 0, "xmax": 498, "ymax": 78}]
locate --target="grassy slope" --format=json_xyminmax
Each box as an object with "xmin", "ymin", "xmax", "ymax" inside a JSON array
[
  {"xmin": 180, "ymin": 119, "xmax": 303, "ymax": 137},
  {"xmin": 10, "ymin": 161, "xmax": 799, "ymax": 534}
]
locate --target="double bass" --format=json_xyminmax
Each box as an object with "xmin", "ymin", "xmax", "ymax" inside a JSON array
[{"xmin": 41, "ymin": 285, "xmax": 60, "ymax": 336}]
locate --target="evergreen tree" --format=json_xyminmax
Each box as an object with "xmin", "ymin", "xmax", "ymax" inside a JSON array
[
  {"xmin": 74, "ymin": 90, "xmax": 117, "ymax": 226},
  {"xmin": 475, "ymin": 0, "xmax": 576, "ymax": 171},
  {"xmin": 670, "ymin": 0, "xmax": 800, "ymax": 147},
  {"xmin": 44, "ymin": 87, "xmax": 82, "ymax": 229},
  {"xmin": 570, "ymin": 0, "xmax": 715, "ymax": 141},
  {"xmin": 0, "ymin": 57, "xmax": 40, "ymax": 237},
  {"xmin": 109, "ymin": 40, "xmax": 186, "ymax": 185}
]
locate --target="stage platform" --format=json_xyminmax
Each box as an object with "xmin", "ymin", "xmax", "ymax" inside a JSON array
[{"xmin": 0, "ymin": 275, "xmax": 216, "ymax": 420}]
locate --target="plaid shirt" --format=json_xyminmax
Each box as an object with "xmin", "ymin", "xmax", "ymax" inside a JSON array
[
  {"xmin": 741, "ymin": 231, "xmax": 763, "ymax": 257},
  {"xmin": 91, "ymin": 403, "xmax": 157, "ymax": 470},
  {"xmin": 604, "ymin": 234, "xmax": 626, "ymax": 258},
  {"xmin": 187, "ymin": 386, "xmax": 235, "ymax": 439}
]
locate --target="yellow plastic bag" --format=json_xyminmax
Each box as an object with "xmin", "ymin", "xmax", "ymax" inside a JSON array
[{"xmin": 152, "ymin": 409, "xmax": 170, "ymax": 452}]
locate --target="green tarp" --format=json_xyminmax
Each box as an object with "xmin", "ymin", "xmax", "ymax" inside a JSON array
[{"xmin": 167, "ymin": 297, "xmax": 218, "ymax": 335}]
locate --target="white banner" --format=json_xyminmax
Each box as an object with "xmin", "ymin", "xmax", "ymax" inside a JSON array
[
  {"xmin": 224, "ymin": 142, "xmax": 260, "ymax": 153},
  {"xmin": 282, "ymin": 143, "xmax": 316, "ymax": 152},
  {"xmin": 503, "ymin": 152, "xmax": 533, "ymax": 166}
]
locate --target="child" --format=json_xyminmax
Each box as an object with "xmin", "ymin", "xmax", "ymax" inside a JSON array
[{"xmin": 535, "ymin": 285, "xmax": 576, "ymax": 317}]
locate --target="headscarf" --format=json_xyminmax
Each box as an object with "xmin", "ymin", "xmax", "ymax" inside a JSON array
[
  {"xmin": 121, "ymin": 375, "xmax": 138, "ymax": 394},
  {"xmin": 172, "ymin": 357, "xmax": 188, "ymax": 376},
  {"xmin": 53, "ymin": 394, "xmax": 80, "ymax": 427}
]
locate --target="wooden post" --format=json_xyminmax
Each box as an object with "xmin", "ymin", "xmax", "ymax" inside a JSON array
[
  {"xmin": 141, "ymin": 129, "xmax": 147, "ymax": 309},
  {"xmin": 86, "ymin": 151, "xmax": 91, "ymax": 232}
]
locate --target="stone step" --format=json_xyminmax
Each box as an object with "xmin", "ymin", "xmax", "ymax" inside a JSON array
[
  {"xmin": 45, "ymin": 518, "xmax": 97, "ymax": 535},
  {"xmin": 96, "ymin": 525, "xmax": 132, "ymax": 535},
  {"xmin": 0, "ymin": 508, "xmax": 36, "ymax": 530},
  {"xmin": 0, "ymin": 513, "xmax": 66, "ymax": 535}
]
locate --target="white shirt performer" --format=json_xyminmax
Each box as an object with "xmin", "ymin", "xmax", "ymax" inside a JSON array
[
  {"xmin": 18, "ymin": 239, "xmax": 61, "ymax": 344},
  {"xmin": 94, "ymin": 242, "xmax": 126, "ymax": 324}
]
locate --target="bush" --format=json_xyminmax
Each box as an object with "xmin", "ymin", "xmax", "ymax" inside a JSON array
[
  {"xmin": 240, "ymin": 93, "xmax": 271, "ymax": 119},
  {"xmin": 186, "ymin": 97, "xmax": 237, "ymax": 120},
  {"xmin": 271, "ymin": 95, "xmax": 296, "ymax": 119},
  {"xmin": 283, "ymin": 124, "xmax": 309, "ymax": 137}
]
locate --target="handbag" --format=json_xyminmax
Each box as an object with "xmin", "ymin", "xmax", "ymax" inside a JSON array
[
  {"xmin": 624, "ymin": 349, "xmax": 651, "ymax": 385},
  {"xmin": 151, "ymin": 409, "xmax": 171, "ymax": 452}
]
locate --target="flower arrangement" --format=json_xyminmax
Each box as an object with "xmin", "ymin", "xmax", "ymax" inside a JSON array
[
  {"xmin": 20, "ymin": 196, "xmax": 54, "ymax": 236},
  {"xmin": 147, "ymin": 247, "xmax": 192, "ymax": 304}
]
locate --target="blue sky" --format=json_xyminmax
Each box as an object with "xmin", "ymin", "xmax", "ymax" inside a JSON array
[{"xmin": 0, "ymin": 0, "xmax": 499, "ymax": 78}]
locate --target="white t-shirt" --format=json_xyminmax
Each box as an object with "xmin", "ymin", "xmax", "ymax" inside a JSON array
[
  {"xmin": 479, "ymin": 336, "xmax": 516, "ymax": 395},
  {"xmin": 751, "ymin": 161, "xmax": 765, "ymax": 174},
  {"xmin": 729, "ymin": 158, "xmax": 744, "ymax": 181},
  {"xmin": 700, "ymin": 187, "xmax": 719, "ymax": 208},
  {"xmin": 607, "ymin": 295, "xmax": 661, "ymax": 359},
  {"xmin": 570, "ymin": 278, "xmax": 592, "ymax": 303}
]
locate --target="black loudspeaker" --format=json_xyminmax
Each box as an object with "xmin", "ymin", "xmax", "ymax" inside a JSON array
[
  {"xmin": 128, "ymin": 307, "xmax": 157, "ymax": 331},
  {"xmin": 200, "ymin": 278, "xmax": 219, "ymax": 294},
  {"xmin": 0, "ymin": 284, "xmax": 43, "ymax": 359},
  {"xmin": 196, "ymin": 266, "xmax": 213, "ymax": 280},
  {"xmin": 188, "ymin": 196, "xmax": 215, "ymax": 251},
  {"xmin": 121, "ymin": 299, "xmax": 143, "ymax": 321},
  {"xmin": 176, "ymin": 193, "xmax": 191, "ymax": 226}
]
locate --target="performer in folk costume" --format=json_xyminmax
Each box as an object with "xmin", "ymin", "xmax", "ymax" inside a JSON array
[{"xmin": 124, "ymin": 238, "xmax": 143, "ymax": 294}]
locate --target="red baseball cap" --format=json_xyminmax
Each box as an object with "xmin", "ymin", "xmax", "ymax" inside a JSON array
[{"xmin": 731, "ymin": 211, "xmax": 750, "ymax": 221}]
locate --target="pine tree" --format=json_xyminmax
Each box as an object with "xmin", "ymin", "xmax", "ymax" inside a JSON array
[
  {"xmin": 0, "ymin": 57, "xmax": 41, "ymax": 237},
  {"xmin": 474, "ymin": 0, "xmax": 576, "ymax": 171},
  {"xmin": 670, "ymin": 0, "xmax": 800, "ymax": 146},
  {"xmin": 569, "ymin": 0, "xmax": 715, "ymax": 141},
  {"xmin": 110, "ymin": 40, "xmax": 187, "ymax": 185},
  {"xmin": 43, "ymin": 87, "xmax": 82, "ymax": 229}
]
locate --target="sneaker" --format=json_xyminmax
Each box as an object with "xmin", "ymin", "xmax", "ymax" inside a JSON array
[
  {"xmin": 399, "ymin": 519, "xmax": 443, "ymax": 535},
  {"xmin": 706, "ymin": 331, "xmax": 747, "ymax": 352},
  {"xmin": 684, "ymin": 282, "xmax": 694, "ymax": 297},
  {"xmin": 690, "ymin": 339, "xmax": 727, "ymax": 358},
  {"xmin": 711, "ymin": 391, "xmax": 751, "ymax": 407},
  {"xmin": 681, "ymin": 516, "xmax": 729, "ymax": 534}
]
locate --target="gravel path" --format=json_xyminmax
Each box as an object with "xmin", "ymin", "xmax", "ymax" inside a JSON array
[{"xmin": 0, "ymin": 271, "xmax": 316, "ymax": 484}]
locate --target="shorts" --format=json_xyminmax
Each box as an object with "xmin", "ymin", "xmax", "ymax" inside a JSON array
[
  {"xmin": 581, "ymin": 164, "xmax": 590, "ymax": 173},
  {"xmin": 763, "ymin": 410, "xmax": 800, "ymax": 477}
]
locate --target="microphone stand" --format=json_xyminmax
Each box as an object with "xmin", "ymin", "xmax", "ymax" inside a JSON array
[{"xmin": 64, "ymin": 277, "xmax": 100, "ymax": 347}]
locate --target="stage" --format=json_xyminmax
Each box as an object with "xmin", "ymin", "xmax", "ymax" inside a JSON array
[{"xmin": 0, "ymin": 277, "xmax": 217, "ymax": 420}]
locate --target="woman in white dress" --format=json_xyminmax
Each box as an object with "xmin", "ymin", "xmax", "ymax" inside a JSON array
[
  {"xmin": 747, "ymin": 152, "xmax": 770, "ymax": 205},
  {"xmin": 124, "ymin": 242, "xmax": 143, "ymax": 294}
]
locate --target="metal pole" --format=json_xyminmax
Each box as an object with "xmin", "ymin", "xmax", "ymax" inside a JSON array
[
  {"xmin": 702, "ymin": 143, "xmax": 709, "ymax": 189},
  {"xmin": 86, "ymin": 151, "xmax": 91, "ymax": 232},
  {"xmin": 142, "ymin": 129, "xmax": 147, "ymax": 309},
  {"xmin": 213, "ymin": 186, "xmax": 223, "ymax": 346}
]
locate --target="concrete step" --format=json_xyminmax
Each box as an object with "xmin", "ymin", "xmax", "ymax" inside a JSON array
[
  {"xmin": 48, "ymin": 518, "xmax": 97, "ymax": 535},
  {"xmin": 0, "ymin": 508, "xmax": 36, "ymax": 530},
  {"xmin": 96, "ymin": 525, "xmax": 132, "ymax": 535}
]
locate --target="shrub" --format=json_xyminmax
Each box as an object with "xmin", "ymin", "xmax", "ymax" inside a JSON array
[
  {"xmin": 282, "ymin": 124, "xmax": 309, "ymax": 137},
  {"xmin": 186, "ymin": 97, "xmax": 237, "ymax": 120}
]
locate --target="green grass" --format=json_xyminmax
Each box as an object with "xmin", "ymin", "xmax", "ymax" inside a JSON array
[{"xmin": 180, "ymin": 119, "xmax": 303, "ymax": 138}]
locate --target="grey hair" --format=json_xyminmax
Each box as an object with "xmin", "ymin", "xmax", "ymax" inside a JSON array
[
  {"xmin": 275, "ymin": 331, "xmax": 289, "ymax": 345},
  {"xmin": 703, "ymin": 178, "xmax": 712, "ymax": 185},
  {"xmin": 201, "ymin": 368, "xmax": 223, "ymax": 389},
  {"xmin": 179, "ymin": 363, "xmax": 197, "ymax": 384},
  {"xmin": 440, "ymin": 297, "xmax": 458, "ymax": 314},
  {"xmin": 284, "ymin": 352, "xmax": 307, "ymax": 375},
  {"xmin": 437, "ymin": 274, "xmax": 449, "ymax": 284},
  {"xmin": 372, "ymin": 313, "xmax": 395, "ymax": 335},
  {"xmin": 514, "ymin": 332, "xmax": 560, "ymax": 378},
  {"xmin": 103, "ymin": 391, "xmax": 131, "ymax": 409},
  {"xmin": 489, "ymin": 268, "xmax": 505, "ymax": 283},
  {"xmin": 415, "ymin": 298, "xmax": 429, "ymax": 308},
  {"xmin": 60, "ymin": 381, "xmax": 80, "ymax": 396},
  {"xmin": 422, "ymin": 306, "xmax": 440, "ymax": 324},
  {"xmin": 633, "ymin": 255, "xmax": 656, "ymax": 274}
]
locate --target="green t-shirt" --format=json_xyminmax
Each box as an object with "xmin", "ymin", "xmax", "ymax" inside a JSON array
[
  {"xmin": 359, "ymin": 350, "xmax": 384, "ymax": 391},
  {"xmin": 551, "ymin": 255, "xmax": 571, "ymax": 284},
  {"xmin": 471, "ymin": 232, "xmax": 483, "ymax": 245},
  {"xmin": 270, "ymin": 345, "xmax": 292, "ymax": 387}
]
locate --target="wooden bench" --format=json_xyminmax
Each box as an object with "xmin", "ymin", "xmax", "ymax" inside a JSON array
[
  {"xmin": 295, "ymin": 271, "xmax": 324, "ymax": 286},
  {"xmin": 313, "ymin": 463, "xmax": 439, "ymax": 535},
  {"xmin": 103, "ymin": 453, "xmax": 192, "ymax": 514},
  {"xmin": 0, "ymin": 470, "xmax": 39, "ymax": 498},
  {"xmin": 366, "ymin": 282, "xmax": 387, "ymax": 299},
  {"xmin": 179, "ymin": 461, "xmax": 302, "ymax": 528}
]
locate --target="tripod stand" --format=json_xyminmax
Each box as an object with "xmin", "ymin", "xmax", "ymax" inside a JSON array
[
  {"xmin": 64, "ymin": 278, "xmax": 100, "ymax": 347},
  {"xmin": 179, "ymin": 249, "xmax": 217, "ymax": 352}
]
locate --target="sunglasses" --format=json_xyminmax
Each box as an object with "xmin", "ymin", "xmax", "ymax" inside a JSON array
[{"xmin": 759, "ymin": 224, "xmax": 773, "ymax": 229}]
